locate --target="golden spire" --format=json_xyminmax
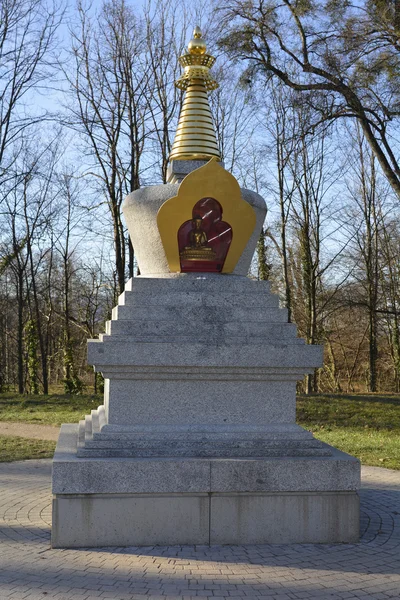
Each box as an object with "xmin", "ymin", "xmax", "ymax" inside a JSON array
[{"xmin": 169, "ymin": 27, "xmax": 221, "ymax": 162}]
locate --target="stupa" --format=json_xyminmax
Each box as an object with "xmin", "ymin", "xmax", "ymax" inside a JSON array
[{"xmin": 51, "ymin": 28, "xmax": 360, "ymax": 547}]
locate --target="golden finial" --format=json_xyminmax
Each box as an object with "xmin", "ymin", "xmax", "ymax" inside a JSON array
[
  {"xmin": 169, "ymin": 26, "xmax": 221, "ymax": 162},
  {"xmin": 174, "ymin": 26, "xmax": 218, "ymax": 92},
  {"xmin": 187, "ymin": 26, "xmax": 207, "ymax": 55}
]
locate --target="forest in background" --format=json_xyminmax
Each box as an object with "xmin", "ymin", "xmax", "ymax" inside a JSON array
[{"xmin": 1, "ymin": 0, "xmax": 400, "ymax": 395}]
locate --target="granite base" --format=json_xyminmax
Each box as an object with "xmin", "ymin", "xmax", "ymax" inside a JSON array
[
  {"xmin": 52, "ymin": 491, "xmax": 359, "ymax": 547},
  {"xmin": 51, "ymin": 425, "xmax": 360, "ymax": 547}
]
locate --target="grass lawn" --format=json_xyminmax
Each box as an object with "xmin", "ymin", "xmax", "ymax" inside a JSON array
[
  {"xmin": 0, "ymin": 392, "xmax": 100, "ymax": 426},
  {"xmin": 297, "ymin": 394, "xmax": 400, "ymax": 470},
  {"xmin": 0, "ymin": 435, "xmax": 56, "ymax": 462},
  {"xmin": 0, "ymin": 392, "xmax": 399, "ymax": 468}
]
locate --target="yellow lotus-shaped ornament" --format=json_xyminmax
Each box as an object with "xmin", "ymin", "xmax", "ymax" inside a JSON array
[{"xmin": 157, "ymin": 159, "xmax": 256, "ymax": 273}]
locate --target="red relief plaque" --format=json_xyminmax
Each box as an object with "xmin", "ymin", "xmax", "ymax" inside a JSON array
[{"xmin": 178, "ymin": 198, "xmax": 233, "ymax": 273}]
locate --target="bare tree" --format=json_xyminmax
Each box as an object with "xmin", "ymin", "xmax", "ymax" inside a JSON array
[
  {"xmin": 266, "ymin": 84, "xmax": 297, "ymax": 322},
  {"xmin": 54, "ymin": 172, "xmax": 85, "ymax": 393},
  {"xmin": 66, "ymin": 0, "xmax": 150, "ymax": 295},
  {"xmin": 23, "ymin": 138, "xmax": 60, "ymax": 394},
  {"xmin": 209, "ymin": 65, "xmax": 255, "ymax": 173},
  {"xmin": 144, "ymin": 0, "xmax": 187, "ymax": 183},
  {"xmin": 0, "ymin": 0, "xmax": 61, "ymax": 189},
  {"xmin": 1, "ymin": 134, "xmax": 59, "ymax": 393},
  {"xmin": 218, "ymin": 1, "xmax": 400, "ymax": 197},
  {"xmin": 379, "ymin": 216, "xmax": 400, "ymax": 390},
  {"xmin": 343, "ymin": 126, "xmax": 383, "ymax": 392},
  {"xmin": 3, "ymin": 191, "xmax": 30, "ymax": 393}
]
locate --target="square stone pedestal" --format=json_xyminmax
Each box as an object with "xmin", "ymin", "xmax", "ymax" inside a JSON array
[
  {"xmin": 52, "ymin": 275, "xmax": 360, "ymax": 547},
  {"xmin": 52, "ymin": 424, "xmax": 360, "ymax": 547}
]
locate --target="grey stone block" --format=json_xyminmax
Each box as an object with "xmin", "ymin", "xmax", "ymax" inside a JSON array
[
  {"xmin": 166, "ymin": 159, "xmax": 213, "ymax": 183},
  {"xmin": 53, "ymin": 425, "xmax": 360, "ymax": 494},
  {"xmin": 78, "ymin": 418, "xmax": 331, "ymax": 458},
  {"xmin": 106, "ymin": 319, "xmax": 297, "ymax": 339},
  {"xmin": 209, "ymin": 492, "xmax": 360, "ymax": 544},
  {"xmin": 53, "ymin": 268, "xmax": 360, "ymax": 546},
  {"xmin": 52, "ymin": 490, "xmax": 359, "ymax": 547},
  {"xmin": 125, "ymin": 272, "xmax": 271, "ymax": 292},
  {"xmin": 84, "ymin": 275, "xmax": 324, "ymax": 460},
  {"xmin": 99, "ymin": 422, "xmax": 314, "ymax": 436},
  {"xmin": 52, "ymin": 424, "xmax": 361, "ymax": 546},
  {"xmin": 104, "ymin": 378, "xmax": 296, "ymax": 426},
  {"xmin": 53, "ymin": 425, "xmax": 211, "ymax": 494},
  {"xmin": 99, "ymin": 333, "xmax": 305, "ymax": 346},
  {"xmin": 88, "ymin": 338, "xmax": 322, "ymax": 368},
  {"xmin": 52, "ymin": 493, "xmax": 210, "ymax": 547},
  {"xmin": 111, "ymin": 303, "xmax": 289, "ymax": 323},
  {"xmin": 118, "ymin": 292, "xmax": 280, "ymax": 311},
  {"xmin": 210, "ymin": 446, "xmax": 361, "ymax": 492},
  {"xmin": 118, "ymin": 290, "xmax": 275, "ymax": 308}
]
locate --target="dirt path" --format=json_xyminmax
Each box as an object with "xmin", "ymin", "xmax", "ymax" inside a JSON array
[{"xmin": 0, "ymin": 421, "xmax": 60, "ymax": 441}]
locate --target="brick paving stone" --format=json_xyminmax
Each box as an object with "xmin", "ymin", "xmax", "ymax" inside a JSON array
[{"xmin": 1, "ymin": 461, "xmax": 400, "ymax": 599}]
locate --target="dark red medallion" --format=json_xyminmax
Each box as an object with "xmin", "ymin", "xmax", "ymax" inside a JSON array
[{"xmin": 178, "ymin": 198, "xmax": 232, "ymax": 272}]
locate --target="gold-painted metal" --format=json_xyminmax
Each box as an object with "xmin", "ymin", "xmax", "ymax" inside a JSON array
[
  {"xmin": 157, "ymin": 159, "xmax": 256, "ymax": 273},
  {"xmin": 180, "ymin": 217, "xmax": 217, "ymax": 261},
  {"xmin": 169, "ymin": 28, "xmax": 221, "ymax": 162}
]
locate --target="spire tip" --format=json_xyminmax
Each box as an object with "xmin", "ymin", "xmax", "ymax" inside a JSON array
[{"xmin": 188, "ymin": 26, "xmax": 207, "ymax": 55}]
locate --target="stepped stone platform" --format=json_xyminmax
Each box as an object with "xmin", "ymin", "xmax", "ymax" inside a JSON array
[{"xmin": 52, "ymin": 274, "xmax": 360, "ymax": 547}]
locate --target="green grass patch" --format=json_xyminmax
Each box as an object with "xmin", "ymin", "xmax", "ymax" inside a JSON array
[
  {"xmin": 0, "ymin": 435, "xmax": 56, "ymax": 462},
  {"xmin": 297, "ymin": 394, "xmax": 400, "ymax": 470},
  {"xmin": 310, "ymin": 428, "xmax": 400, "ymax": 470},
  {"xmin": 0, "ymin": 393, "xmax": 100, "ymax": 426},
  {"xmin": 297, "ymin": 393, "xmax": 400, "ymax": 429}
]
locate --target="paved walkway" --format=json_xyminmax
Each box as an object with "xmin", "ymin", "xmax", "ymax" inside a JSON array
[
  {"xmin": 0, "ymin": 422, "xmax": 60, "ymax": 441},
  {"xmin": 0, "ymin": 460, "xmax": 399, "ymax": 600}
]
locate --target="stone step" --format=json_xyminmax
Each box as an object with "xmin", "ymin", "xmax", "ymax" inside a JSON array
[
  {"xmin": 77, "ymin": 408, "xmax": 104, "ymax": 447},
  {"xmin": 112, "ymin": 304, "xmax": 289, "ymax": 323},
  {"xmin": 106, "ymin": 319, "xmax": 298, "ymax": 339},
  {"xmin": 76, "ymin": 444, "xmax": 332, "ymax": 458},
  {"xmin": 84, "ymin": 437, "xmax": 325, "ymax": 450},
  {"xmin": 77, "ymin": 420, "xmax": 86, "ymax": 447},
  {"xmin": 88, "ymin": 338, "xmax": 319, "ymax": 368},
  {"xmin": 84, "ymin": 414, "xmax": 92, "ymax": 439},
  {"xmin": 97, "ymin": 423, "xmax": 314, "ymax": 440},
  {"xmin": 124, "ymin": 275, "xmax": 271, "ymax": 294},
  {"xmin": 77, "ymin": 411, "xmax": 330, "ymax": 459},
  {"xmin": 91, "ymin": 406, "xmax": 106, "ymax": 432},
  {"xmin": 98, "ymin": 332, "xmax": 305, "ymax": 345},
  {"xmin": 118, "ymin": 290, "xmax": 279, "ymax": 309}
]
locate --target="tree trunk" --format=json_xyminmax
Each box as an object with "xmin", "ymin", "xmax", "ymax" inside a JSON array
[
  {"xmin": 17, "ymin": 271, "xmax": 24, "ymax": 394},
  {"xmin": 276, "ymin": 120, "xmax": 292, "ymax": 322}
]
